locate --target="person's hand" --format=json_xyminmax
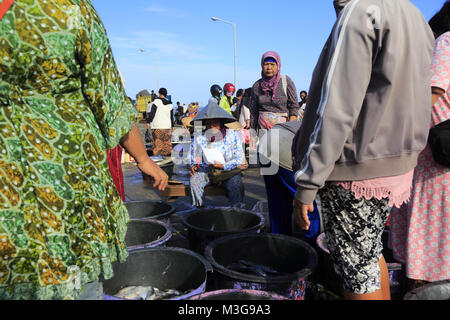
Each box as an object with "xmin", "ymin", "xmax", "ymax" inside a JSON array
[
  {"xmin": 189, "ymin": 165, "xmax": 199, "ymax": 176},
  {"xmin": 289, "ymin": 115, "xmax": 298, "ymax": 122},
  {"xmin": 240, "ymin": 158, "xmax": 249, "ymax": 170},
  {"xmin": 293, "ymin": 199, "xmax": 314, "ymax": 231},
  {"xmin": 239, "ymin": 163, "xmax": 248, "ymax": 170},
  {"xmin": 146, "ymin": 123, "xmax": 150, "ymax": 129},
  {"xmin": 137, "ymin": 157, "xmax": 168, "ymax": 191},
  {"xmin": 212, "ymin": 161, "xmax": 224, "ymax": 170}
]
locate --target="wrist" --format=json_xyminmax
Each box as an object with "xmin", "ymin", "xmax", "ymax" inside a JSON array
[{"xmin": 136, "ymin": 156, "xmax": 152, "ymax": 166}]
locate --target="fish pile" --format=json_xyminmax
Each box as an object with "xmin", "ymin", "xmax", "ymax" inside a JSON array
[
  {"xmin": 114, "ymin": 286, "xmax": 187, "ymax": 300},
  {"xmin": 226, "ymin": 260, "xmax": 287, "ymax": 277}
]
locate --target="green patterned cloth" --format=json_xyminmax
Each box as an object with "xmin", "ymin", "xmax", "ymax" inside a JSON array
[{"xmin": 0, "ymin": 0, "xmax": 138, "ymax": 299}]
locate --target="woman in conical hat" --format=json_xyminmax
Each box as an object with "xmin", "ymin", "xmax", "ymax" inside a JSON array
[{"xmin": 187, "ymin": 101, "xmax": 246, "ymax": 208}]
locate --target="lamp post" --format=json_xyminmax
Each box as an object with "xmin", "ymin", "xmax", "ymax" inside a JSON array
[
  {"xmin": 211, "ymin": 17, "xmax": 237, "ymax": 88},
  {"xmin": 139, "ymin": 49, "xmax": 159, "ymax": 90}
]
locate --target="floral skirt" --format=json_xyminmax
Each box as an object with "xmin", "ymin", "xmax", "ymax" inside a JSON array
[
  {"xmin": 319, "ymin": 183, "xmax": 390, "ymax": 294},
  {"xmin": 151, "ymin": 129, "xmax": 172, "ymax": 156}
]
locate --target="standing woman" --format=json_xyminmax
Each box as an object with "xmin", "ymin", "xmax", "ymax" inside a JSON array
[
  {"xmin": 0, "ymin": 0, "xmax": 168, "ymax": 300},
  {"xmin": 248, "ymin": 51, "xmax": 300, "ymax": 234},
  {"xmin": 389, "ymin": 1, "xmax": 450, "ymax": 289},
  {"xmin": 249, "ymin": 51, "xmax": 299, "ymax": 130},
  {"xmin": 292, "ymin": 0, "xmax": 434, "ymax": 300}
]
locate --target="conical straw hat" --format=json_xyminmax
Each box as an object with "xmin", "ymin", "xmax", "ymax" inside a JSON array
[
  {"xmin": 191, "ymin": 101, "xmax": 237, "ymax": 125},
  {"xmin": 225, "ymin": 121, "xmax": 244, "ymax": 130}
]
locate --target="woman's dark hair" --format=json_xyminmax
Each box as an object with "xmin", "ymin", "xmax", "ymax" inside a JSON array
[{"xmin": 429, "ymin": 1, "xmax": 450, "ymax": 38}]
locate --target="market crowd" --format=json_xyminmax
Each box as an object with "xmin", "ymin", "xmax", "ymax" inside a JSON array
[{"xmin": 0, "ymin": 0, "xmax": 448, "ymax": 301}]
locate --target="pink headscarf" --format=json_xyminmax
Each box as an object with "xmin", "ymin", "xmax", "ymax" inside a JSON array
[{"xmin": 260, "ymin": 51, "xmax": 281, "ymax": 100}]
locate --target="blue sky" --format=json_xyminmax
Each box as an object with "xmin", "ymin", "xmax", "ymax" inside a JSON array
[{"xmin": 91, "ymin": 0, "xmax": 446, "ymax": 106}]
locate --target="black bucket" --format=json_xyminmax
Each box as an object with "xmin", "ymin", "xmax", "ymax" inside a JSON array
[
  {"xmin": 404, "ymin": 280, "xmax": 450, "ymax": 300},
  {"xmin": 102, "ymin": 247, "xmax": 213, "ymax": 300},
  {"xmin": 189, "ymin": 289, "xmax": 287, "ymax": 300},
  {"xmin": 160, "ymin": 162, "xmax": 174, "ymax": 179},
  {"xmin": 125, "ymin": 200, "xmax": 175, "ymax": 222},
  {"xmin": 315, "ymin": 233, "xmax": 343, "ymax": 296},
  {"xmin": 182, "ymin": 207, "xmax": 265, "ymax": 254},
  {"xmin": 125, "ymin": 219, "xmax": 172, "ymax": 251},
  {"xmin": 205, "ymin": 233, "xmax": 318, "ymax": 300}
]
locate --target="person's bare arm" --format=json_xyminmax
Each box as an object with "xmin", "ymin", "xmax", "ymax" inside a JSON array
[{"xmin": 120, "ymin": 124, "xmax": 168, "ymax": 191}]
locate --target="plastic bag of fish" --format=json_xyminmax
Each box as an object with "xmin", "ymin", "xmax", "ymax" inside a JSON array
[{"xmin": 114, "ymin": 286, "xmax": 188, "ymax": 300}]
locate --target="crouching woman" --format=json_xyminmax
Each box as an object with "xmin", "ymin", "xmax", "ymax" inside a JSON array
[{"xmin": 188, "ymin": 101, "xmax": 246, "ymax": 208}]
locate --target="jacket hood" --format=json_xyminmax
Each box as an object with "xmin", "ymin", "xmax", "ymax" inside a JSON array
[
  {"xmin": 155, "ymin": 97, "xmax": 172, "ymax": 106},
  {"xmin": 334, "ymin": 0, "xmax": 352, "ymax": 16}
]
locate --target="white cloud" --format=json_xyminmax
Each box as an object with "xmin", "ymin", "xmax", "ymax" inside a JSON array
[
  {"xmin": 143, "ymin": 4, "xmax": 189, "ymax": 18},
  {"xmin": 109, "ymin": 30, "xmax": 209, "ymax": 60}
]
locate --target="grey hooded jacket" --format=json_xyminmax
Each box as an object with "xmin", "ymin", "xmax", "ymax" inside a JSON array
[{"xmin": 292, "ymin": 0, "xmax": 435, "ymax": 204}]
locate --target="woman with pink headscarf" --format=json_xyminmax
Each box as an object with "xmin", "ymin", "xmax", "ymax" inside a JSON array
[
  {"xmin": 248, "ymin": 51, "xmax": 300, "ymax": 130},
  {"xmin": 249, "ymin": 51, "xmax": 301, "ymax": 237}
]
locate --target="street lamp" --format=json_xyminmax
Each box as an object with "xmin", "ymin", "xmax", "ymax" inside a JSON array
[
  {"xmin": 139, "ymin": 49, "xmax": 159, "ymax": 90},
  {"xmin": 211, "ymin": 17, "xmax": 237, "ymax": 88}
]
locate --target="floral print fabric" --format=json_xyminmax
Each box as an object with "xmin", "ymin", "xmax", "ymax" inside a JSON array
[
  {"xmin": 188, "ymin": 129, "xmax": 244, "ymax": 172},
  {"xmin": 389, "ymin": 32, "xmax": 450, "ymax": 282},
  {"xmin": 0, "ymin": 0, "xmax": 138, "ymax": 299},
  {"xmin": 258, "ymin": 111, "xmax": 287, "ymax": 130},
  {"xmin": 151, "ymin": 129, "xmax": 172, "ymax": 156},
  {"xmin": 319, "ymin": 184, "xmax": 390, "ymax": 295}
]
